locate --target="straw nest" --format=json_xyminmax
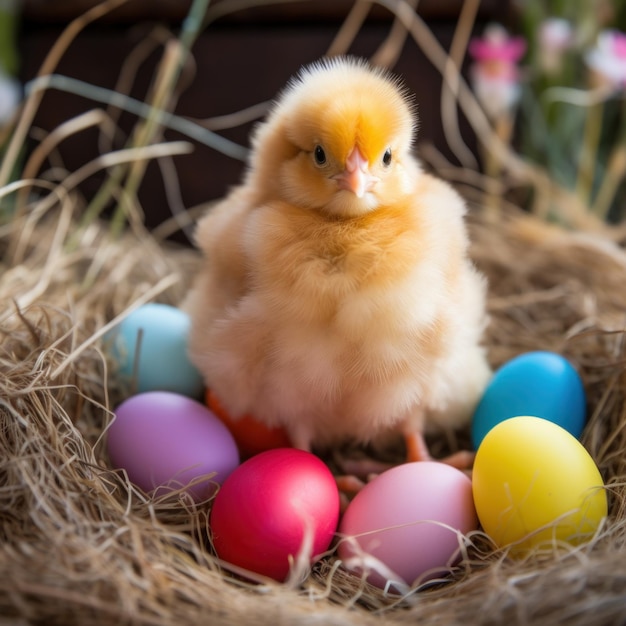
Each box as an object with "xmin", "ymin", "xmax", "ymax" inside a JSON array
[
  {"xmin": 3, "ymin": 2, "xmax": 626, "ymax": 623},
  {"xmin": 2, "ymin": 193, "xmax": 626, "ymax": 625}
]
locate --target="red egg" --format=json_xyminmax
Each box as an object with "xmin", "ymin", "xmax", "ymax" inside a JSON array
[
  {"xmin": 210, "ymin": 448, "xmax": 340, "ymax": 582},
  {"xmin": 205, "ymin": 389, "xmax": 292, "ymax": 458}
]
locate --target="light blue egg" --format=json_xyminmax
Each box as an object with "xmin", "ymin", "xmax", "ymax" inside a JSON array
[
  {"xmin": 109, "ymin": 303, "xmax": 204, "ymax": 399},
  {"xmin": 471, "ymin": 351, "xmax": 586, "ymax": 449}
]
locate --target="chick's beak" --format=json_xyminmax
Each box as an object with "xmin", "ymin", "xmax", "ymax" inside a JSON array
[{"xmin": 333, "ymin": 147, "xmax": 379, "ymax": 198}]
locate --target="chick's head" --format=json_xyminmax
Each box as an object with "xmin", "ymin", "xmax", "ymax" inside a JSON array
[{"xmin": 250, "ymin": 57, "xmax": 417, "ymax": 218}]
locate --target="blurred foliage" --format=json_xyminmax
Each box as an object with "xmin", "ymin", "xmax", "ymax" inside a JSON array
[
  {"xmin": 515, "ymin": 0, "xmax": 626, "ymax": 221},
  {"xmin": 0, "ymin": 0, "xmax": 20, "ymax": 218},
  {"xmin": 0, "ymin": 0, "xmax": 19, "ymax": 76}
]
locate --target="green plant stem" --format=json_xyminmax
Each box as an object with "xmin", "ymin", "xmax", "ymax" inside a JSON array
[
  {"xmin": 482, "ymin": 114, "xmax": 513, "ymax": 219},
  {"xmin": 592, "ymin": 99, "xmax": 626, "ymax": 221},
  {"xmin": 25, "ymin": 75, "xmax": 247, "ymax": 160},
  {"xmin": 575, "ymin": 101, "xmax": 604, "ymax": 209}
]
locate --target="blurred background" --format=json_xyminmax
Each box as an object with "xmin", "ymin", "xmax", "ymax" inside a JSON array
[
  {"xmin": 2, "ymin": 0, "xmax": 626, "ymax": 243},
  {"xmin": 5, "ymin": 0, "xmax": 511, "ymax": 242}
]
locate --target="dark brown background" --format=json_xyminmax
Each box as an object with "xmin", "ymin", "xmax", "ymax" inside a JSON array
[{"xmin": 18, "ymin": 1, "xmax": 512, "ymax": 243}]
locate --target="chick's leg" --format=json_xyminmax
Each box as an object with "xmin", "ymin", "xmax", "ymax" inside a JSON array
[
  {"xmin": 335, "ymin": 474, "xmax": 367, "ymax": 494},
  {"xmin": 404, "ymin": 430, "xmax": 474, "ymax": 470}
]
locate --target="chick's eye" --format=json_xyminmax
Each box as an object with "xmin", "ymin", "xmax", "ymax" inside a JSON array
[
  {"xmin": 382, "ymin": 148, "xmax": 392, "ymax": 167},
  {"xmin": 314, "ymin": 145, "xmax": 327, "ymax": 166}
]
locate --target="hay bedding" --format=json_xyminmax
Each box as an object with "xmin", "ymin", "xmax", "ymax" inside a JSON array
[
  {"xmin": 2, "ymin": 6, "xmax": 626, "ymax": 622},
  {"xmin": 2, "ymin": 199, "xmax": 626, "ymax": 625}
]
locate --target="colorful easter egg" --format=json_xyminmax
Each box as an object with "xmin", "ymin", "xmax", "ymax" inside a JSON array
[
  {"xmin": 210, "ymin": 448, "xmax": 340, "ymax": 582},
  {"xmin": 108, "ymin": 391, "xmax": 239, "ymax": 501},
  {"xmin": 109, "ymin": 303, "xmax": 204, "ymax": 398},
  {"xmin": 472, "ymin": 351, "xmax": 586, "ymax": 448},
  {"xmin": 472, "ymin": 416, "xmax": 607, "ymax": 555},
  {"xmin": 338, "ymin": 462, "xmax": 478, "ymax": 591}
]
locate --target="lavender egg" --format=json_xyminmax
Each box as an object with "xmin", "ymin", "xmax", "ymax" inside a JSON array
[{"xmin": 108, "ymin": 391, "xmax": 239, "ymax": 502}]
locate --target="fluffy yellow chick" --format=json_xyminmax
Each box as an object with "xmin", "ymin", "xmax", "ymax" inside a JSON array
[{"xmin": 185, "ymin": 57, "xmax": 491, "ymax": 468}]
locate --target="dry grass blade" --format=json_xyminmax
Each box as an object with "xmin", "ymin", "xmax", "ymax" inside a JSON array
[{"xmin": 0, "ymin": 0, "xmax": 131, "ymax": 188}]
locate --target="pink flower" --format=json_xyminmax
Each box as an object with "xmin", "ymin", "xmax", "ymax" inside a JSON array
[
  {"xmin": 469, "ymin": 24, "xmax": 526, "ymax": 60},
  {"xmin": 585, "ymin": 29, "xmax": 626, "ymax": 89},
  {"xmin": 469, "ymin": 24, "xmax": 527, "ymax": 119},
  {"xmin": 538, "ymin": 18, "xmax": 574, "ymax": 74}
]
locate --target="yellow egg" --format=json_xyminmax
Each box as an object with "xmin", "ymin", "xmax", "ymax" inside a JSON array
[{"xmin": 472, "ymin": 416, "xmax": 607, "ymax": 555}]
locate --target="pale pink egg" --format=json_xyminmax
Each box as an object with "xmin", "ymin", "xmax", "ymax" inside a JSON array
[{"xmin": 338, "ymin": 461, "xmax": 478, "ymax": 591}]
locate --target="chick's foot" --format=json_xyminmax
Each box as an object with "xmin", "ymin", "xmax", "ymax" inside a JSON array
[{"xmin": 405, "ymin": 431, "xmax": 475, "ymax": 470}]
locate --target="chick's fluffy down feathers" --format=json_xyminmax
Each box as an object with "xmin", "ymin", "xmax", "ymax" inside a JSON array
[{"xmin": 185, "ymin": 58, "xmax": 491, "ymax": 453}]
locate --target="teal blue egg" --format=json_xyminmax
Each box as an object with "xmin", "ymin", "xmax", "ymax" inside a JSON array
[
  {"xmin": 471, "ymin": 351, "xmax": 586, "ymax": 449},
  {"xmin": 109, "ymin": 303, "xmax": 204, "ymax": 398}
]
